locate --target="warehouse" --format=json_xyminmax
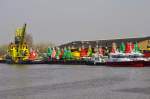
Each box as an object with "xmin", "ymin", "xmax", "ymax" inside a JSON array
[{"xmin": 59, "ymin": 36, "xmax": 150, "ymax": 51}]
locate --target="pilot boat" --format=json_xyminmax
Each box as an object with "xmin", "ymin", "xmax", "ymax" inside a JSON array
[{"xmin": 106, "ymin": 42, "xmax": 145, "ymax": 67}]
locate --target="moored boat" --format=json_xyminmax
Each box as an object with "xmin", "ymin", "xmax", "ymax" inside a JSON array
[{"xmin": 106, "ymin": 42, "xmax": 145, "ymax": 67}]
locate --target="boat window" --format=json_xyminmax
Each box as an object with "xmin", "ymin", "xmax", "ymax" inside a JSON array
[
  {"xmin": 95, "ymin": 57, "xmax": 99, "ymax": 60},
  {"xmin": 128, "ymin": 55, "xmax": 143, "ymax": 58},
  {"xmin": 110, "ymin": 55, "xmax": 126, "ymax": 58}
]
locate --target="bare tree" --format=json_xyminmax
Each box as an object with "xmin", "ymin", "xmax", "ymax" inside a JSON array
[
  {"xmin": 25, "ymin": 34, "xmax": 33, "ymax": 48},
  {"xmin": 0, "ymin": 45, "xmax": 8, "ymax": 56},
  {"xmin": 33, "ymin": 42, "xmax": 55, "ymax": 53}
]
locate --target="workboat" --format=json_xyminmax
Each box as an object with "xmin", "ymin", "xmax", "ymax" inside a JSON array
[
  {"xmin": 107, "ymin": 52, "xmax": 145, "ymax": 67},
  {"xmin": 6, "ymin": 24, "xmax": 30, "ymax": 64},
  {"xmin": 106, "ymin": 42, "xmax": 145, "ymax": 67},
  {"xmin": 5, "ymin": 23, "xmax": 46, "ymax": 64}
]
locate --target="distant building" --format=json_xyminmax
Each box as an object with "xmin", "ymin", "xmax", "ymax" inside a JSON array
[{"xmin": 59, "ymin": 36, "xmax": 150, "ymax": 51}]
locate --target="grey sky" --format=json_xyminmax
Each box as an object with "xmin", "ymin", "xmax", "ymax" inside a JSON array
[{"xmin": 0, "ymin": 0, "xmax": 150, "ymax": 45}]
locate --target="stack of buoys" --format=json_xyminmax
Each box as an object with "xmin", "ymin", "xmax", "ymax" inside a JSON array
[
  {"xmin": 87, "ymin": 45, "xmax": 93, "ymax": 57},
  {"xmin": 98, "ymin": 46, "xmax": 104, "ymax": 56},
  {"xmin": 62, "ymin": 47, "xmax": 73, "ymax": 60},
  {"xmin": 62, "ymin": 47, "xmax": 67, "ymax": 60},
  {"xmin": 47, "ymin": 48, "xmax": 52, "ymax": 57},
  {"xmin": 134, "ymin": 42, "xmax": 140, "ymax": 53},
  {"xmin": 111, "ymin": 42, "xmax": 117, "ymax": 53},
  {"xmin": 29, "ymin": 49, "xmax": 37, "ymax": 61},
  {"xmin": 47, "ymin": 47, "xmax": 52, "ymax": 61},
  {"xmin": 71, "ymin": 48, "xmax": 80, "ymax": 60},
  {"xmin": 55, "ymin": 47, "xmax": 61, "ymax": 60},
  {"xmin": 125, "ymin": 42, "xmax": 133, "ymax": 53},
  {"xmin": 59, "ymin": 48, "xmax": 64, "ymax": 59},
  {"xmin": 80, "ymin": 46, "xmax": 88, "ymax": 58},
  {"xmin": 66, "ymin": 47, "xmax": 73, "ymax": 60},
  {"xmin": 132, "ymin": 43, "xmax": 134, "ymax": 50},
  {"xmin": 119, "ymin": 42, "xmax": 125, "ymax": 53},
  {"xmin": 51, "ymin": 48, "xmax": 56, "ymax": 60}
]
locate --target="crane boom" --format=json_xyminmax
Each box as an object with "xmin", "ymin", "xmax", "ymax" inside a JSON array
[{"xmin": 20, "ymin": 23, "xmax": 26, "ymax": 45}]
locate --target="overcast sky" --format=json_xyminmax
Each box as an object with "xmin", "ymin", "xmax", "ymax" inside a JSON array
[{"xmin": 0, "ymin": 0, "xmax": 150, "ymax": 45}]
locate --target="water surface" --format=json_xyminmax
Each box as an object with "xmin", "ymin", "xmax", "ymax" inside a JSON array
[{"xmin": 0, "ymin": 64, "xmax": 150, "ymax": 99}]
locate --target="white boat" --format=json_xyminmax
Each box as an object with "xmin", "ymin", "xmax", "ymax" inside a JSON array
[{"xmin": 106, "ymin": 42, "xmax": 146, "ymax": 67}]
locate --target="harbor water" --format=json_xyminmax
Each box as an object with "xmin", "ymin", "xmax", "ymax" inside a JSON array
[{"xmin": 0, "ymin": 64, "xmax": 150, "ymax": 99}]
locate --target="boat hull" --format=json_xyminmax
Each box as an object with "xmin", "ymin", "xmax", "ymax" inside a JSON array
[
  {"xmin": 143, "ymin": 61, "xmax": 150, "ymax": 67},
  {"xmin": 46, "ymin": 59, "xmax": 87, "ymax": 65},
  {"xmin": 106, "ymin": 60, "xmax": 144, "ymax": 67},
  {"xmin": 86, "ymin": 61, "xmax": 105, "ymax": 66},
  {"xmin": 5, "ymin": 58, "xmax": 45, "ymax": 64}
]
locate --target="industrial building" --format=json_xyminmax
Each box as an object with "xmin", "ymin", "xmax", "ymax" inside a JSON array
[{"xmin": 59, "ymin": 36, "xmax": 150, "ymax": 51}]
